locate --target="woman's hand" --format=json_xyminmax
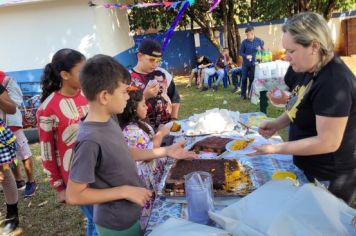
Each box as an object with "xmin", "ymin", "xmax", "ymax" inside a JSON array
[
  {"xmin": 258, "ymin": 121, "xmax": 279, "ymax": 139},
  {"xmin": 267, "ymin": 88, "xmax": 290, "ymax": 106},
  {"xmin": 247, "ymin": 144, "xmax": 278, "ymax": 156}
]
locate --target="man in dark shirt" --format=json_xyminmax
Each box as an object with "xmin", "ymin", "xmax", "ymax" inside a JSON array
[
  {"xmin": 130, "ymin": 39, "xmax": 180, "ymax": 120},
  {"xmin": 239, "ymin": 26, "xmax": 264, "ymax": 99}
]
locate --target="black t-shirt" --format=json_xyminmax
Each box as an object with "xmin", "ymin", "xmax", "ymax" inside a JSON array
[
  {"xmin": 284, "ymin": 66, "xmax": 303, "ymax": 91},
  {"xmin": 216, "ymin": 55, "xmax": 225, "ymax": 69},
  {"xmin": 286, "ymin": 57, "xmax": 356, "ymax": 180},
  {"xmin": 198, "ymin": 56, "xmax": 212, "ymax": 66}
]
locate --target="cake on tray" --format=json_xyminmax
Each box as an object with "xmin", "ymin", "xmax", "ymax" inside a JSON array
[
  {"xmin": 190, "ymin": 136, "xmax": 233, "ymax": 154},
  {"xmin": 164, "ymin": 159, "xmax": 253, "ymax": 197}
]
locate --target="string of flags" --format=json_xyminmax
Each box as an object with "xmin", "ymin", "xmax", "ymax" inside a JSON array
[
  {"xmin": 90, "ymin": 0, "xmax": 222, "ymax": 52},
  {"xmin": 89, "ymin": 1, "xmax": 187, "ymax": 10}
]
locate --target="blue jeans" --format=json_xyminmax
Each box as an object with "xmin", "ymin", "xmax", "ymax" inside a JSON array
[
  {"xmin": 231, "ymin": 67, "xmax": 242, "ymax": 88},
  {"xmin": 215, "ymin": 68, "xmax": 225, "ymax": 87},
  {"xmin": 80, "ymin": 205, "xmax": 98, "ymax": 236},
  {"xmin": 241, "ymin": 64, "xmax": 255, "ymax": 98},
  {"xmin": 203, "ymin": 67, "xmax": 216, "ymax": 87}
]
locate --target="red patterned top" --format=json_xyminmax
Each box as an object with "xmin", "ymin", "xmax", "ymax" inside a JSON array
[{"xmin": 36, "ymin": 91, "xmax": 88, "ymax": 192}]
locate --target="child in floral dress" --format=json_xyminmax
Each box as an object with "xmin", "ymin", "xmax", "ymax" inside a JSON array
[{"xmin": 117, "ymin": 86, "xmax": 170, "ymax": 229}]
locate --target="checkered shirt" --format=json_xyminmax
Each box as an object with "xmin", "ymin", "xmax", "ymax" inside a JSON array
[{"xmin": 0, "ymin": 119, "xmax": 17, "ymax": 165}]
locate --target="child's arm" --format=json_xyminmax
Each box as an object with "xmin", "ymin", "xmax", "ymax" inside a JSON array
[
  {"xmin": 130, "ymin": 140, "xmax": 197, "ymax": 161},
  {"xmin": 66, "ymin": 180, "xmax": 151, "ymax": 206},
  {"xmin": 152, "ymin": 124, "xmax": 170, "ymax": 148},
  {"xmin": 36, "ymin": 107, "xmax": 66, "ymax": 193},
  {"xmin": 0, "ymin": 88, "xmax": 16, "ymax": 114},
  {"xmin": 5, "ymin": 78, "xmax": 23, "ymax": 107}
]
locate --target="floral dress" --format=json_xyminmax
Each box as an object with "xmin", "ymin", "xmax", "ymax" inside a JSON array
[{"xmin": 122, "ymin": 122, "xmax": 167, "ymax": 229}]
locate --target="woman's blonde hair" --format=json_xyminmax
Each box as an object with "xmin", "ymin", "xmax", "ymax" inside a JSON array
[{"xmin": 282, "ymin": 12, "xmax": 334, "ymax": 73}]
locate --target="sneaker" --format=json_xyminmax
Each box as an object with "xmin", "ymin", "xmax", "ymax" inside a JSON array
[
  {"xmin": 186, "ymin": 84, "xmax": 191, "ymax": 88},
  {"xmin": 23, "ymin": 182, "xmax": 37, "ymax": 198},
  {"xmin": 231, "ymin": 88, "xmax": 238, "ymax": 93},
  {"xmin": 16, "ymin": 180, "xmax": 25, "ymax": 191},
  {"xmin": 0, "ymin": 216, "xmax": 19, "ymax": 235}
]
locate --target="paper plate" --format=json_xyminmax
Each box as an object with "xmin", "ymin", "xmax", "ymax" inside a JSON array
[
  {"xmin": 165, "ymin": 121, "xmax": 184, "ymax": 136},
  {"xmin": 225, "ymin": 139, "xmax": 255, "ymax": 155},
  {"xmin": 225, "ymin": 134, "xmax": 270, "ymax": 155}
]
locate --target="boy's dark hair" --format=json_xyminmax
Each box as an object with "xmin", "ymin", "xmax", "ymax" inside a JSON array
[
  {"xmin": 117, "ymin": 89, "xmax": 152, "ymax": 136},
  {"xmin": 40, "ymin": 48, "xmax": 85, "ymax": 102},
  {"xmin": 245, "ymin": 26, "xmax": 254, "ymax": 33},
  {"xmin": 146, "ymin": 70, "xmax": 166, "ymax": 81},
  {"xmin": 80, "ymin": 54, "xmax": 131, "ymax": 101}
]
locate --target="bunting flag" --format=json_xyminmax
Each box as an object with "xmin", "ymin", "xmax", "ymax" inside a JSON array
[
  {"xmin": 94, "ymin": 0, "xmax": 222, "ymax": 52},
  {"xmin": 98, "ymin": 1, "xmax": 184, "ymax": 10},
  {"xmin": 208, "ymin": 0, "xmax": 221, "ymax": 12}
]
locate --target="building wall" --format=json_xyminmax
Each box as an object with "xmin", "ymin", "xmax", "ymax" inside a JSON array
[
  {"xmin": 237, "ymin": 11, "xmax": 356, "ymax": 56},
  {"xmin": 1, "ymin": 0, "xmax": 133, "ymax": 95}
]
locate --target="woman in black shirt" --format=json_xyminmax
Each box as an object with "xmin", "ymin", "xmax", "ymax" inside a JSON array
[{"xmin": 250, "ymin": 12, "xmax": 356, "ymax": 205}]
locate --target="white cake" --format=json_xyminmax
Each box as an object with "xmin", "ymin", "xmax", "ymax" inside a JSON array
[{"xmin": 186, "ymin": 109, "xmax": 239, "ymax": 135}]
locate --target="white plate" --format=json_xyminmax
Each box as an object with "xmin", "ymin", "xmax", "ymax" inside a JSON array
[
  {"xmin": 225, "ymin": 134, "xmax": 270, "ymax": 155},
  {"xmin": 165, "ymin": 121, "xmax": 184, "ymax": 136}
]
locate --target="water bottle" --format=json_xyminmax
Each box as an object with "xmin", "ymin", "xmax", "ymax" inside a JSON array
[
  {"xmin": 256, "ymin": 50, "xmax": 261, "ymax": 64},
  {"xmin": 261, "ymin": 50, "xmax": 267, "ymax": 63},
  {"xmin": 268, "ymin": 49, "xmax": 273, "ymax": 62}
]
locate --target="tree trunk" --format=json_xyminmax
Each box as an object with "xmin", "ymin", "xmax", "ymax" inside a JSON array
[
  {"xmin": 227, "ymin": 0, "xmax": 241, "ymax": 64},
  {"xmin": 222, "ymin": 0, "xmax": 228, "ymax": 48},
  {"xmin": 250, "ymin": 0, "xmax": 257, "ymax": 21},
  {"xmin": 187, "ymin": 9, "xmax": 223, "ymax": 52},
  {"xmin": 323, "ymin": 0, "xmax": 336, "ymax": 20}
]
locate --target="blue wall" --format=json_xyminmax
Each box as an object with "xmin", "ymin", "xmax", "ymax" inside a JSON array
[
  {"xmin": 6, "ymin": 69, "xmax": 43, "ymax": 96},
  {"xmin": 7, "ymin": 30, "xmax": 221, "ymax": 96},
  {"xmin": 115, "ymin": 30, "xmax": 221, "ymax": 75}
]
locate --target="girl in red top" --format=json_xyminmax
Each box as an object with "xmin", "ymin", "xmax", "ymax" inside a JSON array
[{"xmin": 36, "ymin": 49, "xmax": 88, "ymax": 202}]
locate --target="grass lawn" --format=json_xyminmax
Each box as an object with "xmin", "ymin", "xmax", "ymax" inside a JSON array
[{"xmin": 1, "ymin": 74, "xmax": 354, "ymax": 234}]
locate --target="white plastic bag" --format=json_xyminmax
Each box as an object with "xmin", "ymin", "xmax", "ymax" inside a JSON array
[
  {"xmin": 209, "ymin": 180, "xmax": 356, "ymax": 236},
  {"xmin": 149, "ymin": 218, "xmax": 231, "ymax": 236}
]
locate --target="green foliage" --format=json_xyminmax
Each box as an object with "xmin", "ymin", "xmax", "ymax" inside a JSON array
[
  {"xmin": 128, "ymin": 0, "xmax": 356, "ymax": 33},
  {"xmin": 128, "ymin": 3, "xmax": 190, "ymax": 32},
  {"xmin": 253, "ymin": 0, "xmax": 356, "ymax": 21}
]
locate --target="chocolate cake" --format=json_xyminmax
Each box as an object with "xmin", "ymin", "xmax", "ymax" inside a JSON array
[
  {"xmin": 164, "ymin": 159, "xmax": 252, "ymax": 196},
  {"xmin": 190, "ymin": 136, "xmax": 233, "ymax": 154}
]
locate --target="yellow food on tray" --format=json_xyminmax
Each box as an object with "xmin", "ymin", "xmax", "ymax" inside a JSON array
[
  {"xmin": 224, "ymin": 160, "xmax": 252, "ymax": 194},
  {"xmin": 231, "ymin": 138, "xmax": 255, "ymax": 151},
  {"xmin": 170, "ymin": 121, "xmax": 181, "ymax": 132}
]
